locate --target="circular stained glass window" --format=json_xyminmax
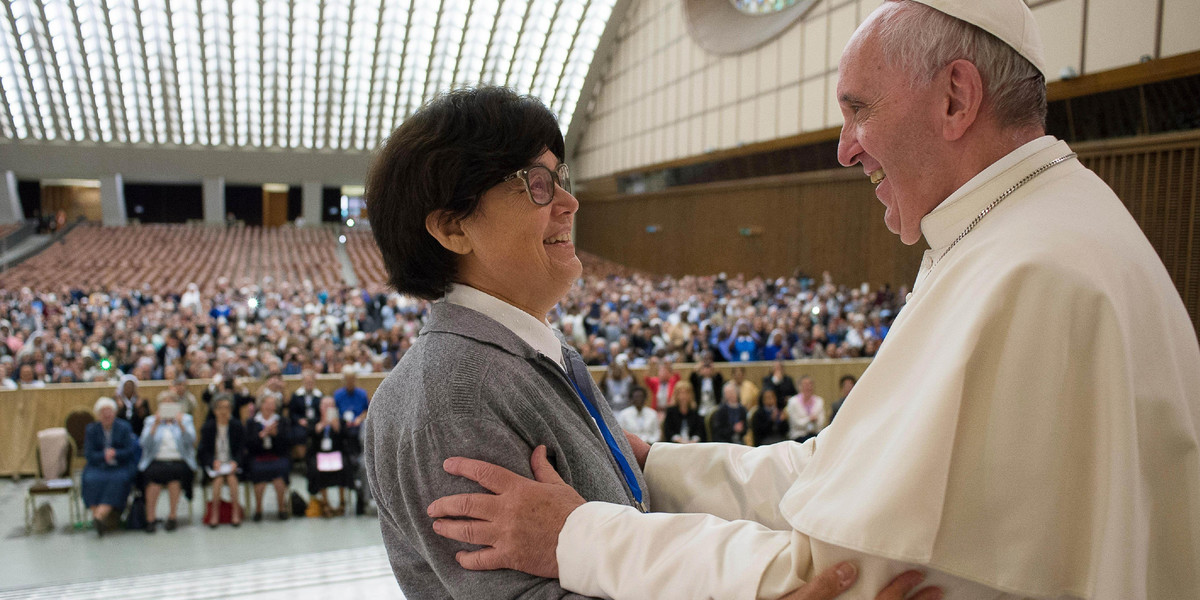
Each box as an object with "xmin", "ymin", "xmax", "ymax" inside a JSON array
[{"xmin": 685, "ymin": 0, "xmax": 818, "ymax": 55}]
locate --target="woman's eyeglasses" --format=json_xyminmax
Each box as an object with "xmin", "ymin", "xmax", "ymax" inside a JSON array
[{"xmin": 502, "ymin": 163, "xmax": 572, "ymax": 206}]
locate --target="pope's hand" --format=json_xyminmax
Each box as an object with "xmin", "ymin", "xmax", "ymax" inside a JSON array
[
  {"xmin": 778, "ymin": 565, "xmax": 942, "ymax": 600},
  {"xmin": 427, "ymin": 445, "xmax": 584, "ymax": 579}
]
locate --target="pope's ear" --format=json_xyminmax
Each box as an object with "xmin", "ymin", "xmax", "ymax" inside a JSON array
[
  {"xmin": 424, "ymin": 210, "xmax": 472, "ymax": 255},
  {"xmin": 942, "ymin": 58, "xmax": 984, "ymax": 142}
]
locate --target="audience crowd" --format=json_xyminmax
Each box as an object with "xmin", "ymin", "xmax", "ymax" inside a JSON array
[{"xmin": 0, "ymin": 263, "xmax": 905, "ymax": 389}]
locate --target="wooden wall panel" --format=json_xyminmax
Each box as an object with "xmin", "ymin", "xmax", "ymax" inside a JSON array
[
  {"xmin": 577, "ymin": 171, "xmax": 928, "ymax": 289},
  {"xmin": 1077, "ymin": 131, "xmax": 1200, "ymax": 335},
  {"xmin": 578, "ymin": 130, "xmax": 1200, "ymax": 336}
]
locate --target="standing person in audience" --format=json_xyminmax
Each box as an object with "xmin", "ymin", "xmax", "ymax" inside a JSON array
[
  {"xmin": 599, "ymin": 355, "xmax": 635, "ymax": 414},
  {"xmin": 643, "ymin": 358, "xmax": 680, "ymax": 411},
  {"xmin": 617, "ymin": 387, "xmax": 659, "ymax": 445},
  {"xmin": 334, "ymin": 366, "xmax": 369, "ymax": 438},
  {"xmin": 731, "ymin": 365, "xmax": 761, "ymax": 410},
  {"xmin": 82, "ymin": 397, "xmax": 139, "ymax": 537},
  {"xmin": 16, "ymin": 363, "xmax": 45, "ymax": 388},
  {"xmin": 829, "ymin": 374, "xmax": 857, "ymax": 424},
  {"xmin": 711, "ymin": 381, "xmax": 748, "ymax": 445},
  {"xmin": 688, "ymin": 357, "xmax": 724, "ymax": 417},
  {"xmin": 138, "ymin": 391, "xmax": 198, "ymax": 533},
  {"xmin": 169, "ymin": 374, "xmax": 198, "ymax": 415},
  {"xmin": 752, "ymin": 388, "xmax": 790, "ymax": 446},
  {"xmin": 114, "ymin": 373, "xmax": 150, "ymax": 435},
  {"xmin": 288, "ymin": 368, "xmax": 325, "ymax": 429},
  {"xmin": 306, "ymin": 396, "xmax": 351, "ymax": 516},
  {"xmin": 762, "ymin": 359, "xmax": 798, "ymax": 400},
  {"xmin": 786, "ymin": 376, "xmax": 827, "ymax": 442},
  {"xmin": 197, "ymin": 394, "xmax": 245, "ymax": 527},
  {"xmin": 244, "ymin": 394, "xmax": 292, "ymax": 521},
  {"xmin": 662, "ymin": 381, "xmax": 706, "ymax": 443}
]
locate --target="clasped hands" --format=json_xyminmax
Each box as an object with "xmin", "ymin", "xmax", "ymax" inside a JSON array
[{"xmin": 427, "ymin": 440, "xmax": 940, "ymax": 600}]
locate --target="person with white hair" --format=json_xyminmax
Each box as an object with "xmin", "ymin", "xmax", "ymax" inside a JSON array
[
  {"xmin": 81, "ymin": 396, "xmax": 139, "ymax": 537},
  {"xmin": 425, "ymin": 1, "xmax": 1200, "ymax": 598}
]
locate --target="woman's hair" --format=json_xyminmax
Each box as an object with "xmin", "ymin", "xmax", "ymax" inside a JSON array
[
  {"xmin": 94, "ymin": 396, "xmax": 117, "ymax": 415},
  {"xmin": 211, "ymin": 393, "xmax": 233, "ymax": 410},
  {"xmin": 673, "ymin": 381, "xmax": 694, "ymax": 409},
  {"xmin": 366, "ymin": 86, "xmax": 565, "ymax": 300}
]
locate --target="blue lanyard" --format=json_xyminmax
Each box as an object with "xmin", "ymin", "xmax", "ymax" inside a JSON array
[{"xmin": 566, "ymin": 374, "xmax": 645, "ymax": 511}]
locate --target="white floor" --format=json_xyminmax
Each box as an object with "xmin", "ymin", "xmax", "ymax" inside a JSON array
[{"xmin": 0, "ymin": 478, "xmax": 405, "ymax": 599}]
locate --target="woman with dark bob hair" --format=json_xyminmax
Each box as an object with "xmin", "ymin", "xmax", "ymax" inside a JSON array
[
  {"xmin": 362, "ymin": 86, "xmax": 894, "ymax": 600},
  {"xmin": 362, "ymin": 86, "xmax": 649, "ymax": 598}
]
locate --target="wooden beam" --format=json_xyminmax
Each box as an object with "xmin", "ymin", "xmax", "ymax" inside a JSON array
[{"xmin": 1047, "ymin": 50, "xmax": 1200, "ymax": 101}]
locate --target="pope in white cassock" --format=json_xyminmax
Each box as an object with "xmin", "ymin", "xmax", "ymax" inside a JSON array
[{"xmin": 426, "ymin": 0, "xmax": 1200, "ymax": 598}]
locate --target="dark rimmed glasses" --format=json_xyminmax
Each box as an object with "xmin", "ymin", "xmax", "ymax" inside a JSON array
[{"xmin": 502, "ymin": 163, "xmax": 572, "ymax": 206}]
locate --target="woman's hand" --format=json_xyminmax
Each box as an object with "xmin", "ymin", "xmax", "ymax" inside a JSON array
[
  {"xmin": 623, "ymin": 431, "xmax": 650, "ymax": 470},
  {"xmin": 778, "ymin": 567, "xmax": 942, "ymax": 600},
  {"xmin": 104, "ymin": 448, "xmax": 116, "ymax": 463}
]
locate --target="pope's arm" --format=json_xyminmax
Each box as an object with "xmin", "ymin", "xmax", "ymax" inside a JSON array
[{"xmin": 642, "ymin": 437, "xmax": 816, "ymax": 529}]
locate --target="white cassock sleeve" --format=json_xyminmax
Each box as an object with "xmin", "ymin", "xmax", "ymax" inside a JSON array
[
  {"xmin": 557, "ymin": 441, "xmax": 814, "ymax": 600},
  {"xmin": 556, "ymin": 442, "xmax": 1025, "ymax": 600}
]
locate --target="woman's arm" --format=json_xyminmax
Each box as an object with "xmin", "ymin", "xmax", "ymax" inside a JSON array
[{"xmin": 369, "ymin": 413, "xmax": 595, "ymax": 600}]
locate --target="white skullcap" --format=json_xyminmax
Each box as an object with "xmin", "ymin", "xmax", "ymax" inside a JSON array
[{"xmin": 909, "ymin": 0, "xmax": 1047, "ymax": 75}]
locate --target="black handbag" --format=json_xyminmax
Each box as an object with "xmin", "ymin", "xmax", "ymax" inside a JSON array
[{"xmin": 125, "ymin": 493, "xmax": 147, "ymax": 530}]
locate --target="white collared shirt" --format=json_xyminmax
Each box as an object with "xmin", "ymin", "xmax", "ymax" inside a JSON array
[{"xmin": 444, "ymin": 284, "xmax": 565, "ymax": 370}]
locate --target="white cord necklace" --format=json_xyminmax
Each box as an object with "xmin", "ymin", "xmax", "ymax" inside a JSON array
[{"xmin": 931, "ymin": 152, "xmax": 1077, "ymax": 270}]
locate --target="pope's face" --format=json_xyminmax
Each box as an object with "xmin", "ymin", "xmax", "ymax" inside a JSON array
[
  {"xmin": 836, "ymin": 16, "xmax": 950, "ymax": 245},
  {"xmin": 457, "ymin": 150, "xmax": 581, "ymax": 318}
]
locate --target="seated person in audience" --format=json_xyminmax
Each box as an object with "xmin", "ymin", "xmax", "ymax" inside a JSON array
[
  {"xmin": 663, "ymin": 381, "xmax": 706, "ymax": 443},
  {"xmin": 617, "ymin": 387, "xmax": 659, "ymax": 445},
  {"xmin": 114, "ymin": 374, "xmax": 150, "ymax": 435},
  {"xmin": 0, "ymin": 361, "xmax": 16, "ymax": 389},
  {"xmin": 138, "ymin": 391, "xmax": 198, "ymax": 533},
  {"xmin": 82, "ymin": 397, "xmax": 139, "ymax": 536},
  {"xmin": 752, "ymin": 388, "xmax": 790, "ymax": 446},
  {"xmin": 688, "ymin": 357, "xmax": 724, "ymax": 417},
  {"xmin": 726, "ymin": 319, "xmax": 760, "ymax": 362},
  {"xmin": 643, "ymin": 358, "xmax": 680, "ymax": 411},
  {"xmin": 255, "ymin": 370, "xmax": 287, "ymax": 419},
  {"xmin": 599, "ymin": 355, "xmax": 635, "ymax": 414},
  {"xmin": 786, "ymin": 375, "xmax": 827, "ymax": 443},
  {"xmin": 198, "ymin": 394, "xmax": 246, "ymax": 527},
  {"xmin": 762, "ymin": 328, "xmax": 792, "ymax": 361},
  {"xmin": 762, "ymin": 359, "xmax": 798, "ymax": 400},
  {"xmin": 244, "ymin": 394, "xmax": 293, "ymax": 521},
  {"xmin": 288, "ymin": 368, "xmax": 325, "ymax": 429},
  {"xmin": 711, "ymin": 381, "xmax": 749, "ymax": 444},
  {"xmin": 306, "ymin": 397, "xmax": 351, "ymax": 516}
]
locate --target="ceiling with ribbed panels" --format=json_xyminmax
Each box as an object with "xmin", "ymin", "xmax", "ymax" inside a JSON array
[{"xmin": 0, "ymin": 0, "xmax": 615, "ymax": 151}]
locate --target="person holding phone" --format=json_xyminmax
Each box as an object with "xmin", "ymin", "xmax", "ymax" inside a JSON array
[
  {"xmin": 306, "ymin": 396, "xmax": 350, "ymax": 516},
  {"xmin": 138, "ymin": 391, "xmax": 198, "ymax": 532}
]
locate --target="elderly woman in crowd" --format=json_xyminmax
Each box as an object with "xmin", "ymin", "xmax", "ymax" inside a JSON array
[
  {"xmin": 82, "ymin": 397, "xmax": 139, "ymax": 536},
  {"xmin": 244, "ymin": 393, "xmax": 292, "ymax": 521},
  {"xmin": 197, "ymin": 394, "xmax": 245, "ymax": 527},
  {"xmin": 138, "ymin": 391, "xmax": 197, "ymax": 532},
  {"xmin": 306, "ymin": 396, "xmax": 351, "ymax": 516},
  {"xmin": 362, "ymin": 86, "xmax": 651, "ymax": 598},
  {"xmin": 114, "ymin": 374, "xmax": 150, "ymax": 435}
]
